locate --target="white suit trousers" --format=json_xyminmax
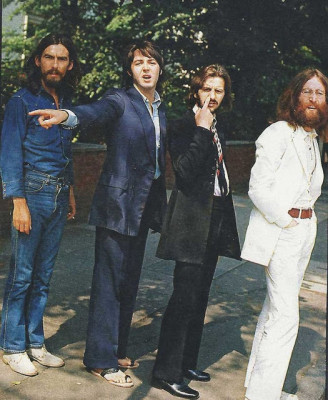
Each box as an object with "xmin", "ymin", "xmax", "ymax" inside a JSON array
[{"xmin": 245, "ymin": 216, "xmax": 317, "ymax": 400}]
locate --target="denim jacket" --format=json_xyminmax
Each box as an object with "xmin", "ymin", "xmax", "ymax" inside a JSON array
[{"xmin": 0, "ymin": 87, "xmax": 75, "ymax": 199}]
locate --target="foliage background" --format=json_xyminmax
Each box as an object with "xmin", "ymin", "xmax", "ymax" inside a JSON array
[{"xmin": 2, "ymin": 0, "xmax": 328, "ymax": 141}]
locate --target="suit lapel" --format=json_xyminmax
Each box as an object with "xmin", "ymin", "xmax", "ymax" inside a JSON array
[
  {"xmin": 312, "ymin": 136, "xmax": 324, "ymax": 188},
  {"xmin": 127, "ymin": 87, "xmax": 156, "ymax": 165},
  {"xmin": 291, "ymin": 127, "xmax": 311, "ymax": 181}
]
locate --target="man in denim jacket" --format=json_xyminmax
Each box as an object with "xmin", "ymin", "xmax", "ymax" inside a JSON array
[{"xmin": 0, "ymin": 34, "xmax": 81, "ymax": 376}]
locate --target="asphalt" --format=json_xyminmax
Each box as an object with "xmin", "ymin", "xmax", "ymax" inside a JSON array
[{"xmin": 0, "ymin": 178, "xmax": 326, "ymax": 400}]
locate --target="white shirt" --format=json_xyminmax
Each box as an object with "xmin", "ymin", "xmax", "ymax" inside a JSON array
[{"xmin": 294, "ymin": 128, "xmax": 318, "ymax": 209}]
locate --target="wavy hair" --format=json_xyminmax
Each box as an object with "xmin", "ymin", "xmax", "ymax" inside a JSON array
[
  {"xmin": 188, "ymin": 64, "xmax": 233, "ymax": 113},
  {"xmin": 276, "ymin": 68, "xmax": 328, "ymax": 128},
  {"xmin": 24, "ymin": 33, "xmax": 82, "ymax": 94}
]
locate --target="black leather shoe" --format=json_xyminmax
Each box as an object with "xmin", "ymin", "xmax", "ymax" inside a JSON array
[
  {"xmin": 185, "ymin": 369, "xmax": 211, "ymax": 382},
  {"xmin": 151, "ymin": 377, "xmax": 200, "ymax": 399}
]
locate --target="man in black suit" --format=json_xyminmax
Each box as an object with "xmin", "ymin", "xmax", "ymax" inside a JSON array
[
  {"xmin": 30, "ymin": 40, "xmax": 167, "ymax": 388},
  {"xmin": 152, "ymin": 65, "xmax": 241, "ymax": 399}
]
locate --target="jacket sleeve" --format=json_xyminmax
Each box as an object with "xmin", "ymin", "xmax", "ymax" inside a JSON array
[
  {"xmin": 0, "ymin": 96, "xmax": 27, "ymax": 198},
  {"xmin": 169, "ymin": 119, "xmax": 214, "ymax": 190},
  {"xmin": 71, "ymin": 89, "xmax": 124, "ymax": 132},
  {"xmin": 248, "ymin": 123, "xmax": 293, "ymax": 228}
]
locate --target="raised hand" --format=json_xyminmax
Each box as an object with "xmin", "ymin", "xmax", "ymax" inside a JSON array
[
  {"xmin": 195, "ymin": 96, "xmax": 213, "ymax": 130},
  {"xmin": 29, "ymin": 109, "xmax": 68, "ymax": 129}
]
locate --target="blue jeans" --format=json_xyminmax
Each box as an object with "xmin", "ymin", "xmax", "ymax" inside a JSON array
[{"xmin": 0, "ymin": 170, "xmax": 69, "ymax": 353}]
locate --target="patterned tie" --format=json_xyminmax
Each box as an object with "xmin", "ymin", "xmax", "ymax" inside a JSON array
[{"xmin": 211, "ymin": 118, "xmax": 227, "ymax": 196}]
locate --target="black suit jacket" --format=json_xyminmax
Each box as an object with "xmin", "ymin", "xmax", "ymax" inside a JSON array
[
  {"xmin": 72, "ymin": 87, "xmax": 167, "ymax": 236},
  {"xmin": 157, "ymin": 110, "xmax": 240, "ymax": 264}
]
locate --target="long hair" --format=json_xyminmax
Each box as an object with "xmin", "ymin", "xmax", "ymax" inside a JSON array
[
  {"xmin": 276, "ymin": 68, "xmax": 328, "ymax": 128},
  {"xmin": 122, "ymin": 40, "xmax": 164, "ymax": 91},
  {"xmin": 24, "ymin": 33, "xmax": 82, "ymax": 94},
  {"xmin": 188, "ymin": 64, "xmax": 233, "ymax": 113}
]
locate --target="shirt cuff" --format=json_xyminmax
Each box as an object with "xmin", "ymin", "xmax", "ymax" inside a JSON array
[
  {"xmin": 60, "ymin": 109, "xmax": 78, "ymax": 128},
  {"xmin": 2, "ymin": 179, "xmax": 25, "ymax": 199}
]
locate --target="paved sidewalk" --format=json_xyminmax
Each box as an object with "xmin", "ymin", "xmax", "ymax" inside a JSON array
[{"xmin": 0, "ymin": 184, "xmax": 326, "ymax": 399}]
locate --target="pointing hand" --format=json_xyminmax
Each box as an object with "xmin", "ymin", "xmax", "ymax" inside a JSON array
[{"xmin": 29, "ymin": 109, "xmax": 68, "ymax": 129}]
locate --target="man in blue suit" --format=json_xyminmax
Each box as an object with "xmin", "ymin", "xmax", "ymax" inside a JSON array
[{"xmin": 30, "ymin": 40, "xmax": 167, "ymax": 388}]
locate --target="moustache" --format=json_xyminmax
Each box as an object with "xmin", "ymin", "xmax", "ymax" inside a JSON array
[{"xmin": 46, "ymin": 70, "xmax": 60, "ymax": 76}]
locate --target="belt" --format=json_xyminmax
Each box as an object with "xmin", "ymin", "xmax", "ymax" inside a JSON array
[
  {"xmin": 25, "ymin": 169, "xmax": 67, "ymax": 184},
  {"xmin": 288, "ymin": 208, "xmax": 313, "ymax": 219}
]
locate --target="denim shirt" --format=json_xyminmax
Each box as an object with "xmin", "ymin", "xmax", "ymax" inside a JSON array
[{"xmin": 0, "ymin": 87, "xmax": 74, "ymax": 199}]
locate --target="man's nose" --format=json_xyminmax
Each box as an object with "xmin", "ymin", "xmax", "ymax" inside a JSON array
[
  {"xmin": 309, "ymin": 93, "xmax": 319, "ymax": 101},
  {"xmin": 210, "ymin": 89, "xmax": 215, "ymax": 98},
  {"xmin": 53, "ymin": 57, "xmax": 58, "ymax": 68},
  {"xmin": 142, "ymin": 63, "xmax": 149, "ymax": 71}
]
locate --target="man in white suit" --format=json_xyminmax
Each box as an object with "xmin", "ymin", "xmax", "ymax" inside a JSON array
[{"xmin": 242, "ymin": 68, "xmax": 328, "ymax": 400}]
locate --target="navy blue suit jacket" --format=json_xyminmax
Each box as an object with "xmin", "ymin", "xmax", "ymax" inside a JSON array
[{"xmin": 72, "ymin": 87, "xmax": 167, "ymax": 236}]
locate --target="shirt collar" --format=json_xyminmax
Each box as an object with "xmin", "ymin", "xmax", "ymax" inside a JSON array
[
  {"xmin": 192, "ymin": 104, "xmax": 200, "ymax": 114},
  {"xmin": 299, "ymin": 126, "xmax": 318, "ymax": 140},
  {"xmin": 133, "ymin": 84, "xmax": 161, "ymax": 105}
]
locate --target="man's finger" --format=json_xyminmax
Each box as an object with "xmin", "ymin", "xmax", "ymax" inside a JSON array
[
  {"xmin": 38, "ymin": 116, "xmax": 56, "ymax": 128},
  {"xmin": 29, "ymin": 109, "xmax": 53, "ymax": 116},
  {"xmin": 202, "ymin": 95, "xmax": 211, "ymax": 109}
]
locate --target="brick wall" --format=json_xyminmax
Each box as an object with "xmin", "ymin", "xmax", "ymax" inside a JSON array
[{"xmin": 0, "ymin": 141, "xmax": 254, "ymax": 236}]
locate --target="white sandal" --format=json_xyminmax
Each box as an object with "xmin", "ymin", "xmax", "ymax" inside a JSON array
[{"xmin": 88, "ymin": 367, "xmax": 134, "ymax": 388}]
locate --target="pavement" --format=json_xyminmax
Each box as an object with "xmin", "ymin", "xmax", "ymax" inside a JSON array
[{"xmin": 0, "ymin": 178, "xmax": 326, "ymax": 400}]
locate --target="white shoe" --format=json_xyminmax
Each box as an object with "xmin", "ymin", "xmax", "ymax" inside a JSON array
[
  {"xmin": 3, "ymin": 352, "xmax": 38, "ymax": 376},
  {"xmin": 27, "ymin": 345, "xmax": 65, "ymax": 367},
  {"xmin": 281, "ymin": 391, "xmax": 299, "ymax": 400}
]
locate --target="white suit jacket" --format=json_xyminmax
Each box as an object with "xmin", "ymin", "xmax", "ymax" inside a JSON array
[{"xmin": 241, "ymin": 121, "xmax": 324, "ymax": 266}]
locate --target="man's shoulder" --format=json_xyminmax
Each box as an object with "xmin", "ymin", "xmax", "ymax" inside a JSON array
[
  {"xmin": 9, "ymin": 87, "xmax": 33, "ymax": 101},
  {"xmin": 169, "ymin": 110, "xmax": 195, "ymax": 130},
  {"xmin": 4, "ymin": 88, "xmax": 36, "ymax": 111},
  {"xmin": 258, "ymin": 120, "xmax": 293, "ymax": 141},
  {"xmin": 256, "ymin": 120, "xmax": 294, "ymax": 153},
  {"xmin": 103, "ymin": 87, "xmax": 135, "ymax": 99}
]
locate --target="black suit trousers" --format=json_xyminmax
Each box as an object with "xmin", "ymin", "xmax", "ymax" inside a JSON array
[{"xmin": 153, "ymin": 196, "xmax": 228, "ymax": 382}]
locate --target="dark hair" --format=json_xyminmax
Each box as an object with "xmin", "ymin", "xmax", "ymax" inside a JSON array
[
  {"xmin": 188, "ymin": 64, "xmax": 233, "ymax": 112},
  {"xmin": 122, "ymin": 40, "xmax": 164, "ymax": 91},
  {"xmin": 276, "ymin": 68, "xmax": 328, "ymax": 128},
  {"xmin": 24, "ymin": 33, "xmax": 82, "ymax": 94}
]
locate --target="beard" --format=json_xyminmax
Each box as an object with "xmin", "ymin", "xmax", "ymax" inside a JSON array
[
  {"xmin": 41, "ymin": 70, "xmax": 65, "ymax": 89},
  {"xmin": 294, "ymin": 104, "xmax": 328, "ymax": 130}
]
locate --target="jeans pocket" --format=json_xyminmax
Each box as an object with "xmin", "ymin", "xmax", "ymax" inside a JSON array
[{"xmin": 25, "ymin": 178, "xmax": 45, "ymax": 193}]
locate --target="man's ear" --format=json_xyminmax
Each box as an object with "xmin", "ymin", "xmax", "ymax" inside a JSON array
[
  {"xmin": 160, "ymin": 70, "xmax": 162, "ymax": 75},
  {"xmin": 35, "ymin": 56, "xmax": 41, "ymax": 67},
  {"xmin": 127, "ymin": 70, "xmax": 132, "ymax": 76},
  {"xmin": 68, "ymin": 61, "xmax": 73, "ymax": 71}
]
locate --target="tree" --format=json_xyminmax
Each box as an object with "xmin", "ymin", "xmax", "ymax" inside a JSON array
[{"xmin": 2, "ymin": 0, "xmax": 328, "ymax": 140}]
